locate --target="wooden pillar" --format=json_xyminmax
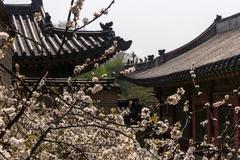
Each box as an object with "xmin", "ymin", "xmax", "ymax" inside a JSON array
[
  {"xmin": 159, "ymin": 105, "xmax": 163, "ymax": 121},
  {"xmin": 155, "ymin": 87, "xmax": 163, "ymax": 120},
  {"xmin": 207, "ymin": 108, "xmax": 212, "ymax": 143},
  {"xmin": 213, "ymin": 107, "xmax": 220, "ymax": 146},
  {"xmin": 173, "ymin": 106, "xmax": 176, "ymax": 124},
  {"xmin": 187, "ymin": 91, "xmax": 193, "ymax": 139},
  {"xmin": 207, "ymin": 94, "xmax": 214, "ymax": 143},
  {"xmin": 192, "ymin": 101, "xmax": 196, "ymax": 142},
  {"xmin": 233, "ymin": 96, "xmax": 239, "ymax": 148}
]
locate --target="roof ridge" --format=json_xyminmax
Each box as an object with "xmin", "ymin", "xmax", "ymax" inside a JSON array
[
  {"xmin": 216, "ymin": 12, "xmax": 240, "ymax": 34},
  {"xmin": 164, "ymin": 12, "xmax": 240, "ymax": 58},
  {"xmin": 31, "ymin": 0, "xmax": 43, "ymax": 9},
  {"xmin": 135, "ymin": 12, "xmax": 240, "ymax": 72},
  {"xmin": 134, "ymin": 22, "xmax": 217, "ymax": 71}
]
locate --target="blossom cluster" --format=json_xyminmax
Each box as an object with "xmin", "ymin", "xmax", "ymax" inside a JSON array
[
  {"xmin": 71, "ymin": 0, "xmax": 85, "ymax": 20},
  {"xmin": 0, "ymin": 63, "xmax": 239, "ymax": 159},
  {"xmin": 105, "ymin": 40, "xmax": 118, "ymax": 55},
  {"xmin": 120, "ymin": 66, "xmax": 136, "ymax": 75},
  {"xmin": 0, "ymin": 82, "xmax": 163, "ymax": 159},
  {"xmin": 166, "ymin": 87, "xmax": 185, "ymax": 105},
  {"xmin": 73, "ymin": 63, "xmax": 87, "ymax": 75},
  {"xmin": 0, "ymin": 32, "xmax": 12, "ymax": 59},
  {"xmin": 82, "ymin": 7, "xmax": 109, "ymax": 26}
]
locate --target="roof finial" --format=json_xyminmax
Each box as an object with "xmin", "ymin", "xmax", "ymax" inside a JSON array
[
  {"xmin": 100, "ymin": 22, "xmax": 113, "ymax": 30},
  {"xmin": 31, "ymin": 0, "xmax": 43, "ymax": 9},
  {"xmin": 214, "ymin": 14, "xmax": 222, "ymax": 22},
  {"xmin": 158, "ymin": 49, "xmax": 165, "ymax": 56}
]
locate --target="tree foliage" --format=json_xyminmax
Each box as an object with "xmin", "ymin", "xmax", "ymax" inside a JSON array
[{"xmin": 79, "ymin": 53, "xmax": 158, "ymax": 107}]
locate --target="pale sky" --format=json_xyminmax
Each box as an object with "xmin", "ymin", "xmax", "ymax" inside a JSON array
[{"xmin": 4, "ymin": 0, "xmax": 240, "ymax": 58}]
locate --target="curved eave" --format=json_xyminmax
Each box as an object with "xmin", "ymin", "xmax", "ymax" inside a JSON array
[
  {"xmin": 4, "ymin": 0, "xmax": 132, "ymax": 69},
  {"xmin": 165, "ymin": 23, "xmax": 216, "ymax": 57},
  {"xmin": 163, "ymin": 12, "xmax": 240, "ymax": 60},
  {"xmin": 125, "ymin": 54, "xmax": 240, "ymax": 87},
  {"xmin": 0, "ymin": 2, "xmax": 14, "ymax": 36},
  {"xmin": 136, "ymin": 12, "xmax": 240, "ymax": 73},
  {"xmin": 52, "ymin": 28, "xmax": 114, "ymax": 36},
  {"xmin": 13, "ymin": 36, "xmax": 132, "ymax": 67},
  {"xmin": 12, "ymin": 44, "xmax": 111, "ymax": 65},
  {"xmin": 127, "ymin": 12, "xmax": 240, "ymax": 88}
]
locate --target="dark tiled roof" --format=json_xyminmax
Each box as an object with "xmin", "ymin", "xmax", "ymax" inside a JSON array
[
  {"xmin": 23, "ymin": 77, "xmax": 115, "ymax": 87},
  {"xmin": 20, "ymin": 77, "xmax": 121, "ymax": 94},
  {"xmin": 127, "ymin": 13, "xmax": 240, "ymax": 86},
  {"xmin": 0, "ymin": 1, "xmax": 11, "ymax": 27},
  {"xmin": 4, "ymin": 0, "xmax": 131, "ymax": 66}
]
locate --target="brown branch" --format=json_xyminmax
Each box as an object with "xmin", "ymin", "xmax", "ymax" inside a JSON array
[
  {"xmin": 49, "ymin": 90, "xmax": 143, "ymax": 129},
  {"xmin": 0, "ymin": 63, "xmax": 30, "ymax": 92},
  {"xmin": 27, "ymin": 101, "xmax": 76, "ymax": 158},
  {"xmin": 26, "ymin": 127, "xmax": 51, "ymax": 160},
  {"xmin": 43, "ymin": 139, "xmax": 89, "ymax": 160},
  {"xmin": 72, "ymin": 0, "xmax": 115, "ymax": 34},
  {"xmin": 55, "ymin": 0, "xmax": 74, "ymax": 55},
  {"xmin": 52, "ymin": 124, "xmax": 133, "ymax": 140}
]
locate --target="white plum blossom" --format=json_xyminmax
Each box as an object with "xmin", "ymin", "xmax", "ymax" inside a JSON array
[
  {"xmin": 0, "ymin": 32, "xmax": 9, "ymax": 41},
  {"xmin": 94, "ymin": 63, "xmax": 99, "ymax": 68},
  {"xmin": 0, "ymin": 49, "xmax": 4, "ymax": 59},
  {"xmin": 101, "ymin": 74, "xmax": 108, "ymax": 78},
  {"xmin": 121, "ymin": 66, "xmax": 136, "ymax": 75},
  {"xmin": 167, "ymin": 94, "xmax": 181, "ymax": 105},
  {"xmin": 235, "ymin": 106, "xmax": 240, "ymax": 114},
  {"xmin": 71, "ymin": 0, "xmax": 85, "ymax": 19},
  {"xmin": 34, "ymin": 12, "xmax": 42, "ymax": 22},
  {"xmin": 94, "ymin": 12, "xmax": 100, "ymax": 17},
  {"xmin": 92, "ymin": 77, "xmax": 99, "ymax": 82},
  {"xmin": 213, "ymin": 100, "xmax": 225, "ymax": 108},
  {"xmin": 0, "ymin": 145, "xmax": 11, "ymax": 159},
  {"xmin": 183, "ymin": 100, "xmax": 189, "ymax": 112},
  {"xmin": 2, "ymin": 106, "xmax": 16, "ymax": 113},
  {"xmin": 141, "ymin": 107, "xmax": 150, "ymax": 119},
  {"xmin": 184, "ymin": 146, "xmax": 195, "ymax": 160},
  {"xmin": 0, "ymin": 32, "xmax": 11, "ymax": 59},
  {"xmin": 89, "ymin": 84, "xmax": 103, "ymax": 94},
  {"xmin": 205, "ymin": 102, "xmax": 210, "ymax": 107},
  {"xmin": 200, "ymin": 120, "xmax": 208, "ymax": 127},
  {"xmin": 82, "ymin": 95, "xmax": 93, "ymax": 104},
  {"xmin": 167, "ymin": 87, "xmax": 185, "ymax": 105},
  {"xmin": 73, "ymin": 64, "xmax": 86, "ymax": 75},
  {"xmin": 115, "ymin": 115, "xmax": 124, "ymax": 125},
  {"xmin": 198, "ymin": 91, "xmax": 203, "ymax": 96},
  {"xmin": 156, "ymin": 120, "xmax": 169, "ymax": 134},
  {"xmin": 105, "ymin": 40, "xmax": 118, "ymax": 54},
  {"xmin": 170, "ymin": 122, "xmax": 182, "ymax": 140},
  {"xmin": 82, "ymin": 17, "xmax": 89, "ymax": 25},
  {"xmin": 0, "ymin": 117, "xmax": 5, "ymax": 127},
  {"xmin": 9, "ymin": 137, "xmax": 24, "ymax": 147}
]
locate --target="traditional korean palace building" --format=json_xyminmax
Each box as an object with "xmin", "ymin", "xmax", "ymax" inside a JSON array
[
  {"xmin": 0, "ymin": 0, "xmax": 131, "ymax": 107},
  {"xmin": 2, "ymin": 0, "xmax": 131, "ymax": 78},
  {"xmin": 126, "ymin": 13, "xmax": 240, "ymax": 147}
]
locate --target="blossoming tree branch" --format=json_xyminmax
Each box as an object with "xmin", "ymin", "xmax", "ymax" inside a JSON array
[{"xmin": 0, "ymin": 0, "xmax": 239, "ymax": 159}]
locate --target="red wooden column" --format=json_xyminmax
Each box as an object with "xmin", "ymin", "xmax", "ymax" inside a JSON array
[
  {"xmin": 204, "ymin": 94, "xmax": 213, "ymax": 143},
  {"xmin": 213, "ymin": 107, "xmax": 220, "ymax": 146},
  {"xmin": 191, "ymin": 99, "xmax": 197, "ymax": 142},
  {"xmin": 207, "ymin": 108, "xmax": 212, "ymax": 143},
  {"xmin": 191, "ymin": 94, "xmax": 208, "ymax": 143},
  {"xmin": 233, "ymin": 96, "xmax": 239, "ymax": 148}
]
